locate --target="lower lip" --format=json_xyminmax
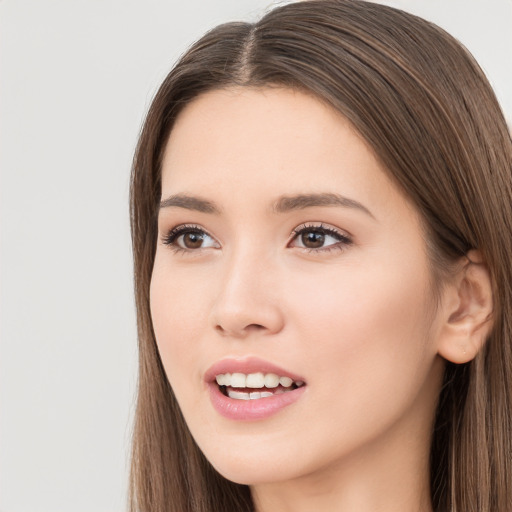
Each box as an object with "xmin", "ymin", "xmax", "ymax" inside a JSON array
[{"xmin": 208, "ymin": 383, "xmax": 306, "ymax": 421}]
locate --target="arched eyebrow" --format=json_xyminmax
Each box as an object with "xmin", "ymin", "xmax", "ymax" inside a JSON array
[
  {"xmin": 159, "ymin": 194, "xmax": 220, "ymax": 214},
  {"xmin": 159, "ymin": 192, "xmax": 374, "ymax": 219},
  {"xmin": 273, "ymin": 193, "xmax": 375, "ymax": 219}
]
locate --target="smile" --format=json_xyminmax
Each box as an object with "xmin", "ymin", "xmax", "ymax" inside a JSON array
[
  {"xmin": 206, "ymin": 358, "xmax": 307, "ymax": 420},
  {"xmin": 216, "ymin": 372, "xmax": 305, "ymax": 400}
]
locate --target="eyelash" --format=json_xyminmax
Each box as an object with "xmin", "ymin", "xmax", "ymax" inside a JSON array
[
  {"xmin": 161, "ymin": 224, "xmax": 216, "ymax": 254},
  {"xmin": 289, "ymin": 223, "xmax": 353, "ymax": 253},
  {"xmin": 161, "ymin": 223, "xmax": 353, "ymax": 253}
]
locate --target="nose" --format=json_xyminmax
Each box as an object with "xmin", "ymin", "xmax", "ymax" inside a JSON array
[{"xmin": 209, "ymin": 250, "xmax": 285, "ymax": 339}]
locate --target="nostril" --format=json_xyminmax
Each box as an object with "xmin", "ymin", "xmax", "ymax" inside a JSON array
[
  {"xmin": 215, "ymin": 323, "xmax": 266, "ymax": 337},
  {"xmin": 247, "ymin": 324, "xmax": 265, "ymax": 331}
]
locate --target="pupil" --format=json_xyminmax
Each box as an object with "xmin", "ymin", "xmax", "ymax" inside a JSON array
[
  {"xmin": 183, "ymin": 232, "xmax": 203, "ymax": 249},
  {"xmin": 302, "ymin": 230, "xmax": 324, "ymax": 248}
]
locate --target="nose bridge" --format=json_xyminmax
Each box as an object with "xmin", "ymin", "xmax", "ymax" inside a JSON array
[{"xmin": 210, "ymin": 241, "xmax": 284, "ymax": 338}]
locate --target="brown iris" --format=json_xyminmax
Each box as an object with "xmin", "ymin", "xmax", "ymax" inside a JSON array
[
  {"xmin": 182, "ymin": 231, "xmax": 204, "ymax": 249},
  {"xmin": 301, "ymin": 230, "xmax": 325, "ymax": 248}
]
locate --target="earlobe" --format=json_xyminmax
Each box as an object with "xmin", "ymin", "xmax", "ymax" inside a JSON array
[{"xmin": 437, "ymin": 250, "xmax": 494, "ymax": 364}]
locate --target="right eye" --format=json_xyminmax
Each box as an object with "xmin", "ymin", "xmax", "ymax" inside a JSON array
[{"xmin": 162, "ymin": 225, "xmax": 220, "ymax": 251}]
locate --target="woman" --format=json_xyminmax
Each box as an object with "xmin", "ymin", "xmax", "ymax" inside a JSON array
[{"xmin": 129, "ymin": 1, "xmax": 512, "ymax": 510}]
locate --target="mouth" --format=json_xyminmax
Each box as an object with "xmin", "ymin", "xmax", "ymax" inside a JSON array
[
  {"xmin": 215, "ymin": 372, "xmax": 306, "ymax": 400},
  {"xmin": 205, "ymin": 358, "xmax": 307, "ymax": 420}
]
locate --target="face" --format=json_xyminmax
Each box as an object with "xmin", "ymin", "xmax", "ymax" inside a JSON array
[{"xmin": 150, "ymin": 87, "xmax": 446, "ymax": 487}]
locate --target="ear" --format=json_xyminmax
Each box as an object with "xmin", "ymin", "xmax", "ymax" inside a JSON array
[{"xmin": 437, "ymin": 250, "xmax": 494, "ymax": 364}]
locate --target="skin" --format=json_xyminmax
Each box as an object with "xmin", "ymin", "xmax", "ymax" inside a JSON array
[{"xmin": 150, "ymin": 87, "xmax": 489, "ymax": 512}]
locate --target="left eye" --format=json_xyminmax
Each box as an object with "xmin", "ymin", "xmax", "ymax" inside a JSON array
[
  {"xmin": 162, "ymin": 226, "xmax": 219, "ymax": 250},
  {"xmin": 289, "ymin": 225, "xmax": 352, "ymax": 250}
]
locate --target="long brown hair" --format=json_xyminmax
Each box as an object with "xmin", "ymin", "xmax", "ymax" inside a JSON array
[{"xmin": 129, "ymin": 1, "xmax": 512, "ymax": 510}]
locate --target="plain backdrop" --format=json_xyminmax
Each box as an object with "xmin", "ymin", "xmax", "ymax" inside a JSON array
[{"xmin": 1, "ymin": 1, "xmax": 510, "ymax": 511}]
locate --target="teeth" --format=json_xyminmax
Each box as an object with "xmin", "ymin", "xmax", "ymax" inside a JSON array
[
  {"xmin": 215, "ymin": 373, "xmax": 231, "ymax": 386},
  {"xmin": 264, "ymin": 373, "xmax": 280, "ymax": 388},
  {"xmin": 279, "ymin": 376, "xmax": 293, "ymax": 387},
  {"xmin": 230, "ymin": 373, "xmax": 246, "ymax": 388},
  {"xmin": 215, "ymin": 372, "xmax": 304, "ymax": 389},
  {"xmin": 228, "ymin": 390, "xmax": 250, "ymax": 400},
  {"xmin": 246, "ymin": 372, "xmax": 265, "ymax": 388},
  {"xmin": 226, "ymin": 389, "xmax": 282, "ymax": 400}
]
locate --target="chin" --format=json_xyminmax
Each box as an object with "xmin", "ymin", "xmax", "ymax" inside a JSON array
[
  {"xmin": 199, "ymin": 442, "xmax": 302, "ymax": 486},
  {"xmin": 212, "ymin": 461, "xmax": 292, "ymax": 486}
]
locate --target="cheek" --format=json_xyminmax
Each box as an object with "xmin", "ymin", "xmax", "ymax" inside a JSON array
[
  {"xmin": 286, "ymin": 259, "xmax": 437, "ymax": 415},
  {"xmin": 149, "ymin": 258, "xmax": 211, "ymax": 401}
]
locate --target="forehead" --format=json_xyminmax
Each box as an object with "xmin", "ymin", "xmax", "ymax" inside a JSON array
[{"xmin": 160, "ymin": 87, "xmax": 413, "ymax": 221}]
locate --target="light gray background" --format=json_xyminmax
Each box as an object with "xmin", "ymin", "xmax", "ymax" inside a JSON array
[{"xmin": 1, "ymin": 1, "xmax": 510, "ymax": 511}]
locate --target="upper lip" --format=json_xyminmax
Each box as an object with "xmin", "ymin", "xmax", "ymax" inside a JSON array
[{"xmin": 204, "ymin": 356, "xmax": 306, "ymax": 384}]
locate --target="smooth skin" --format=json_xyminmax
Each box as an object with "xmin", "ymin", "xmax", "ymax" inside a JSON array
[{"xmin": 150, "ymin": 87, "xmax": 493, "ymax": 512}]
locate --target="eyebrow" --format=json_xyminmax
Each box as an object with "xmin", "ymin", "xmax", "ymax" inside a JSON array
[
  {"xmin": 159, "ymin": 192, "xmax": 374, "ymax": 219},
  {"xmin": 159, "ymin": 194, "xmax": 220, "ymax": 214},
  {"xmin": 273, "ymin": 193, "xmax": 375, "ymax": 219}
]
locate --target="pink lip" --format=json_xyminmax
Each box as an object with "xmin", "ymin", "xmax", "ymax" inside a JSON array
[{"xmin": 205, "ymin": 357, "xmax": 307, "ymax": 421}]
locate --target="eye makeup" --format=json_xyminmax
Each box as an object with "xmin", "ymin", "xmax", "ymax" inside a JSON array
[
  {"xmin": 161, "ymin": 224, "xmax": 219, "ymax": 253},
  {"xmin": 288, "ymin": 223, "xmax": 353, "ymax": 253},
  {"xmin": 161, "ymin": 221, "xmax": 353, "ymax": 255}
]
